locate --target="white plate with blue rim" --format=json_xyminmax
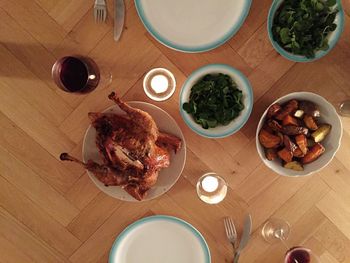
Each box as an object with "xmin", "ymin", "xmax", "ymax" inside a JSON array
[
  {"xmin": 134, "ymin": 0, "xmax": 252, "ymax": 53},
  {"xmin": 180, "ymin": 64, "xmax": 253, "ymax": 138},
  {"xmin": 109, "ymin": 215, "xmax": 211, "ymax": 263}
]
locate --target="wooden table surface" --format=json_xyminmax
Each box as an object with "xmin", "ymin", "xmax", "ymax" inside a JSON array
[{"xmin": 0, "ymin": 0, "xmax": 349, "ymax": 262}]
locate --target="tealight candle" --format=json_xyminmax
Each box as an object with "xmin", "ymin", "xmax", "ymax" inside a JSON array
[
  {"xmin": 143, "ymin": 68, "xmax": 176, "ymax": 101},
  {"xmin": 196, "ymin": 173, "xmax": 228, "ymax": 204}
]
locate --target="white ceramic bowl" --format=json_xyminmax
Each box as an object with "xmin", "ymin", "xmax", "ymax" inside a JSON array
[
  {"xmin": 179, "ymin": 64, "xmax": 253, "ymax": 138},
  {"xmin": 267, "ymin": 0, "xmax": 344, "ymax": 62},
  {"xmin": 256, "ymin": 92, "xmax": 343, "ymax": 177}
]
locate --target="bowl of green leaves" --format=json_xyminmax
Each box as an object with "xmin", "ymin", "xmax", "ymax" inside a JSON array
[
  {"xmin": 268, "ymin": 0, "xmax": 344, "ymax": 62},
  {"xmin": 180, "ymin": 64, "xmax": 253, "ymax": 138}
]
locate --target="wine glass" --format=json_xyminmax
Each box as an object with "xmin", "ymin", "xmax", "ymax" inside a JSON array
[
  {"xmin": 338, "ymin": 100, "xmax": 350, "ymax": 117},
  {"xmin": 262, "ymin": 218, "xmax": 320, "ymax": 263},
  {"xmin": 196, "ymin": 172, "xmax": 228, "ymax": 204},
  {"xmin": 52, "ymin": 55, "xmax": 112, "ymax": 94}
]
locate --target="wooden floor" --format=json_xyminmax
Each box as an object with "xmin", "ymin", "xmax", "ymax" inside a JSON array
[{"xmin": 0, "ymin": 0, "xmax": 349, "ymax": 262}]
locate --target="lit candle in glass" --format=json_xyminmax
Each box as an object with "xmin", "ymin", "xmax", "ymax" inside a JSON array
[
  {"xmin": 143, "ymin": 68, "xmax": 176, "ymax": 101},
  {"xmin": 196, "ymin": 173, "xmax": 227, "ymax": 204}
]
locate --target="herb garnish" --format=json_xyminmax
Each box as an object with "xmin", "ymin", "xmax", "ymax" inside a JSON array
[
  {"xmin": 182, "ymin": 74, "xmax": 244, "ymax": 129},
  {"xmin": 272, "ymin": 0, "xmax": 338, "ymax": 58}
]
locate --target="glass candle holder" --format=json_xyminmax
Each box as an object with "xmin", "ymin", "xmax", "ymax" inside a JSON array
[
  {"xmin": 196, "ymin": 172, "xmax": 228, "ymax": 204},
  {"xmin": 143, "ymin": 68, "xmax": 176, "ymax": 101}
]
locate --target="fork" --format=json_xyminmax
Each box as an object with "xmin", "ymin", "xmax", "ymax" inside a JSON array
[
  {"xmin": 224, "ymin": 217, "xmax": 238, "ymax": 259},
  {"xmin": 94, "ymin": 0, "xmax": 107, "ymax": 23}
]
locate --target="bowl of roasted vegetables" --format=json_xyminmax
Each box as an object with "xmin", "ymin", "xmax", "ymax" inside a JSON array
[
  {"xmin": 267, "ymin": 0, "xmax": 344, "ymax": 62},
  {"xmin": 256, "ymin": 92, "xmax": 342, "ymax": 176},
  {"xmin": 180, "ymin": 64, "xmax": 253, "ymax": 138}
]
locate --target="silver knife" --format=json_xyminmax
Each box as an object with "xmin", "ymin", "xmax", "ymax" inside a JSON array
[
  {"xmin": 114, "ymin": 0, "xmax": 125, "ymax": 41},
  {"xmin": 233, "ymin": 214, "xmax": 252, "ymax": 263}
]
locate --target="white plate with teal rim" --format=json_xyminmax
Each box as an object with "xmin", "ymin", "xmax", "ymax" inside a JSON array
[
  {"xmin": 267, "ymin": 0, "xmax": 344, "ymax": 62},
  {"xmin": 82, "ymin": 102, "xmax": 186, "ymax": 202},
  {"xmin": 180, "ymin": 64, "xmax": 253, "ymax": 138},
  {"xmin": 134, "ymin": 0, "xmax": 252, "ymax": 53},
  {"xmin": 109, "ymin": 215, "xmax": 211, "ymax": 263}
]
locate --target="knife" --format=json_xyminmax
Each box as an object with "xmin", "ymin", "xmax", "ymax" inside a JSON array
[
  {"xmin": 233, "ymin": 214, "xmax": 252, "ymax": 263},
  {"xmin": 114, "ymin": 0, "xmax": 125, "ymax": 41}
]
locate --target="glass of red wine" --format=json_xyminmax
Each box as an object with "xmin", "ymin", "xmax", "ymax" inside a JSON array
[
  {"xmin": 261, "ymin": 218, "xmax": 320, "ymax": 263},
  {"xmin": 52, "ymin": 55, "xmax": 112, "ymax": 94}
]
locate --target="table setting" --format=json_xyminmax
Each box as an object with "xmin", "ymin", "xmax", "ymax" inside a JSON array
[{"xmin": 0, "ymin": 0, "xmax": 350, "ymax": 262}]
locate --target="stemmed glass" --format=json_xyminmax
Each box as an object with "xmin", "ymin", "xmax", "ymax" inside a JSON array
[
  {"xmin": 262, "ymin": 218, "xmax": 320, "ymax": 263},
  {"xmin": 52, "ymin": 55, "xmax": 112, "ymax": 94},
  {"xmin": 338, "ymin": 100, "xmax": 350, "ymax": 117}
]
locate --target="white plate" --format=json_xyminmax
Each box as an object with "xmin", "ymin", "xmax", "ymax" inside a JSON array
[
  {"xmin": 135, "ymin": 0, "xmax": 252, "ymax": 53},
  {"xmin": 109, "ymin": 215, "xmax": 211, "ymax": 263},
  {"xmin": 82, "ymin": 102, "xmax": 186, "ymax": 201}
]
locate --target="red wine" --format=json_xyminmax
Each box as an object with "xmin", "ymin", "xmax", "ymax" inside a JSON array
[
  {"xmin": 52, "ymin": 56, "xmax": 100, "ymax": 93},
  {"xmin": 285, "ymin": 247, "xmax": 310, "ymax": 263}
]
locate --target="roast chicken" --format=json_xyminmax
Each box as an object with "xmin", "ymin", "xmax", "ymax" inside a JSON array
[{"xmin": 60, "ymin": 92, "xmax": 182, "ymax": 201}]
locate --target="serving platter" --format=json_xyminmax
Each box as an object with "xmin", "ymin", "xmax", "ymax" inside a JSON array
[
  {"xmin": 82, "ymin": 102, "xmax": 186, "ymax": 201},
  {"xmin": 109, "ymin": 215, "xmax": 211, "ymax": 263},
  {"xmin": 135, "ymin": 0, "xmax": 252, "ymax": 53}
]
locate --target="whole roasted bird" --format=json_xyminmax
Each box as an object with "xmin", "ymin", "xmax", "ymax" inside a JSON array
[{"xmin": 60, "ymin": 92, "xmax": 181, "ymax": 201}]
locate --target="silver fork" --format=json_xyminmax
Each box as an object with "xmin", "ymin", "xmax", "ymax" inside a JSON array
[
  {"xmin": 94, "ymin": 0, "xmax": 107, "ymax": 23},
  {"xmin": 224, "ymin": 217, "xmax": 238, "ymax": 259}
]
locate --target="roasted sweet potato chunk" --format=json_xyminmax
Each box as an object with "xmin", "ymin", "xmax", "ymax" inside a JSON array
[
  {"xmin": 295, "ymin": 134, "xmax": 308, "ymax": 155},
  {"xmin": 293, "ymin": 147, "xmax": 305, "ymax": 158},
  {"xmin": 299, "ymin": 100, "xmax": 320, "ymax": 118},
  {"xmin": 282, "ymin": 125, "xmax": 308, "ymax": 136},
  {"xmin": 303, "ymin": 115, "xmax": 318, "ymax": 130},
  {"xmin": 267, "ymin": 103, "xmax": 281, "ymax": 119},
  {"xmin": 259, "ymin": 129, "xmax": 281, "ymax": 148},
  {"xmin": 301, "ymin": 143, "xmax": 325, "ymax": 164},
  {"xmin": 282, "ymin": 115, "xmax": 298, "ymax": 126},
  {"xmin": 275, "ymin": 99, "xmax": 299, "ymax": 120},
  {"xmin": 265, "ymin": 148, "xmax": 278, "ymax": 161},
  {"xmin": 277, "ymin": 148, "xmax": 293, "ymax": 163},
  {"xmin": 267, "ymin": 119, "xmax": 282, "ymax": 132}
]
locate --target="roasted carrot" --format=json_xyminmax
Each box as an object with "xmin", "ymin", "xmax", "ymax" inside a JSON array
[
  {"xmin": 295, "ymin": 134, "xmax": 308, "ymax": 155},
  {"xmin": 282, "ymin": 115, "xmax": 299, "ymax": 126},
  {"xmin": 267, "ymin": 103, "xmax": 282, "ymax": 119},
  {"xmin": 259, "ymin": 129, "xmax": 281, "ymax": 148},
  {"xmin": 277, "ymin": 148, "xmax": 293, "ymax": 163},
  {"xmin": 275, "ymin": 99, "xmax": 299, "ymax": 120},
  {"xmin": 301, "ymin": 143, "xmax": 325, "ymax": 164},
  {"xmin": 303, "ymin": 115, "xmax": 318, "ymax": 130}
]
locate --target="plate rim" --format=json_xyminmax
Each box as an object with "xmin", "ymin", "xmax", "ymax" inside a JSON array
[
  {"xmin": 179, "ymin": 63, "xmax": 254, "ymax": 138},
  {"xmin": 134, "ymin": 0, "xmax": 252, "ymax": 53},
  {"xmin": 82, "ymin": 101, "xmax": 187, "ymax": 202},
  {"xmin": 108, "ymin": 215, "xmax": 211, "ymax": 263}
]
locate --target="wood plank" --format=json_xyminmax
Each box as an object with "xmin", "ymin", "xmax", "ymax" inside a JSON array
[
  {"xmin": 317, "ymin": 191, "xmax": 350, "ymax": 240},
  {"xmin": 0, "ymin": 146, "xmax": 79, "ymax": 226},
  {"xmin": 0, "ymin": 176, "xmax": 81, "ymax": 257},
  {"xmin": 0, "ymin": 81, "xmax": 76, "ymax": 158},
  {"xmin": 0, "ymin": 235, "xmax": 34, "ymax": 263},
  {"xmin": 0, "ymin": 207, "xmax": 67, "ymax": 262},
  {"xmin": 0, "ymin": 112, "xmax": 80, "ymax": 193},
  {"xmin": 0, "ymin": 44, "xmax": 72, "ymax": 126},
  {"xmin": 67, "ymin": 192, "xmax": 122, "ymax": 242},
  {"xmin": 2, "ymin": 1, "xmax": 66, "ymax": 51}
]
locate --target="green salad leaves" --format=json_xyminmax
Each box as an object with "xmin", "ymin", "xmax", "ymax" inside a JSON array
[
  {"xmin": 182, "ymin": 74, "xmax": 244, "ymax": 129},
  {"xmin": 272, "ymin": 0, "xmax": 338, "ymax": 58}
]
